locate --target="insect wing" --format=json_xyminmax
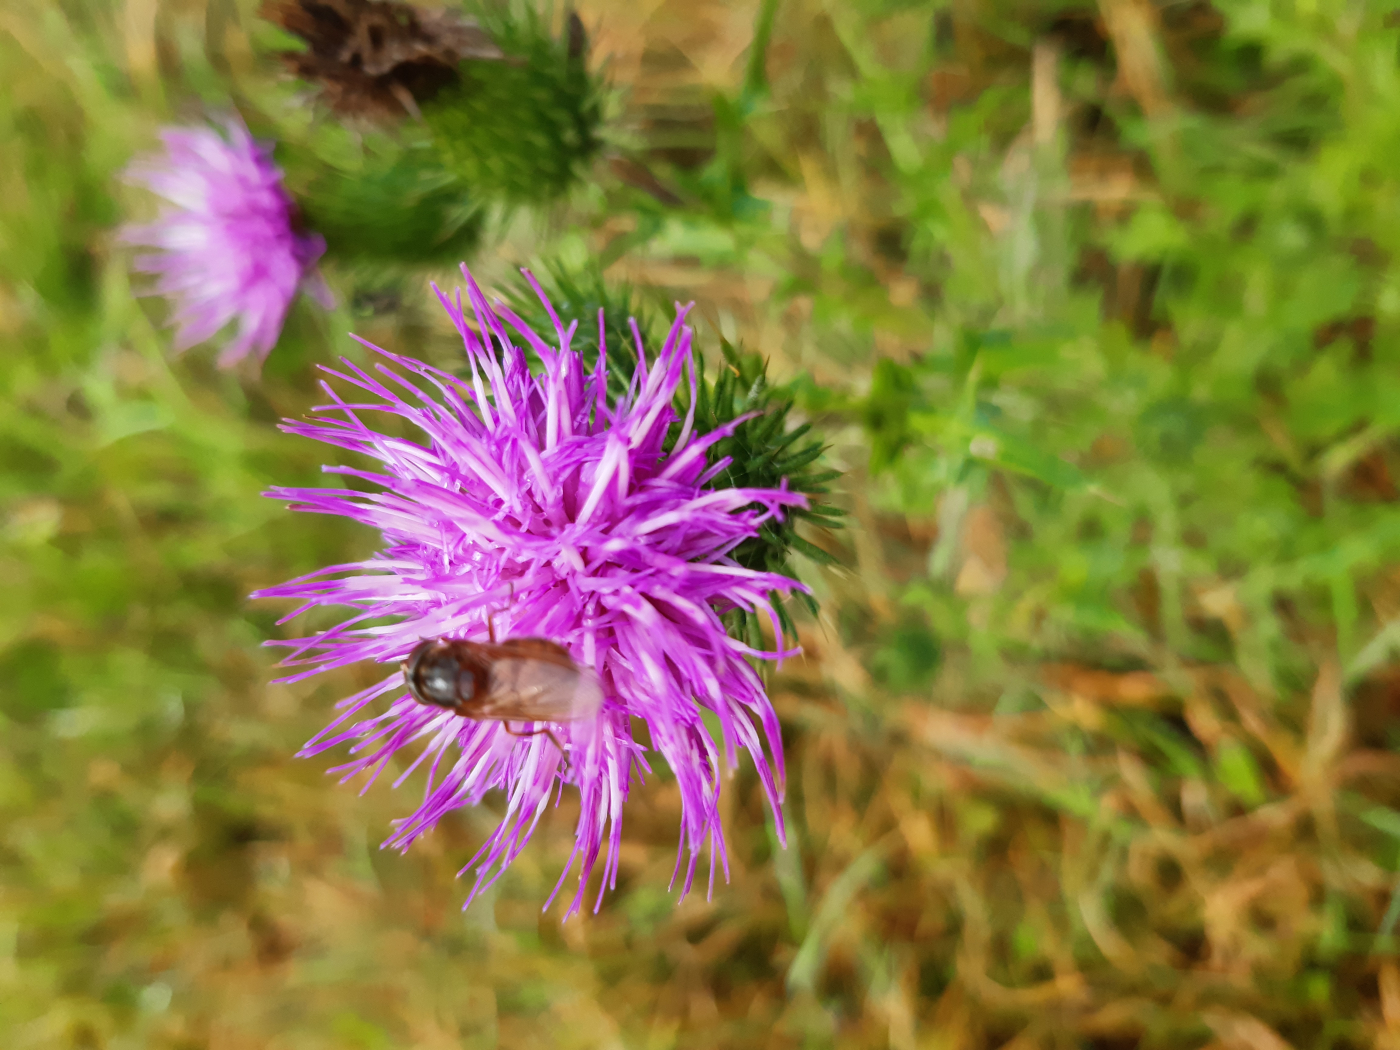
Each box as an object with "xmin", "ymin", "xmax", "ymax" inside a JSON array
[
  {"xmin": 569, "ymin": 669, "xmax": 604, "ymax": 720},
  {"xmin": 482, "ymin": 652, "xmax": 602, "ymax": 722}
]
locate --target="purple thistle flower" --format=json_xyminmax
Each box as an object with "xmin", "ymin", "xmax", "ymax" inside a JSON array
[
  {"xmin": 122, "ymin": 115, "xmax": 333, "ymax": 369},
  {"xmin": 253, "ymin": 265, "xmax": 809, "ymax": 916}
]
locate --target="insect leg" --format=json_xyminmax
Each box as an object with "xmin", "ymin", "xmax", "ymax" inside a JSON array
[
  {"xmin": 502, "ymin": 722, "xmax": 571, "ymax": 772},
  {"xmin": 502, "ymin": 723, "xmax": 566, "ymax": 751},
  {"xmin": 486, "ymin": 582, "xmax": 516, "ymax": 645}
]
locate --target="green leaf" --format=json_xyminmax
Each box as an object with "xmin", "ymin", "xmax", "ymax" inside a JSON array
[{"xmin": 1214, "ymin": 739, "xmax": 1268, "ymax": 808}]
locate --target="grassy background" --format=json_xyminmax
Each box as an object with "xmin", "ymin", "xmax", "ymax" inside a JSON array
[{"xmin": 6, "ymin": 0, "xmax": 1400, "ymax": 1047}]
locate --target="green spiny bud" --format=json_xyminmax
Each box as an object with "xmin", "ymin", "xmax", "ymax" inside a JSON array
[{"xmin": 422, "ymin": 9, "xmax": 603, "ymax": 203}]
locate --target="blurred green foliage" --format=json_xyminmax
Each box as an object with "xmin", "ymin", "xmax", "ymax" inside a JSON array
[
  {"xmin": 284, "ymin": 142, "xmax": 485, "ymax": 266},
  {"xmin": 857, "ymin": 0, "xmax": 1400, "ymax": 688},
  {"xmin": 7, "ymin": 0, "xmax": 1400, "ymax": 1048}
]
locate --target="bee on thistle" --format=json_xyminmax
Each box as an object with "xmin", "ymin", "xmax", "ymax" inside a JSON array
[{"xmin": 401, "ymin": 616, "xmax": 603, "ymax": 760}]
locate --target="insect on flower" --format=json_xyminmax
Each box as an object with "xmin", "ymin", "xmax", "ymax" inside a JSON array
[{"xmin": 401, "ymin": 635, "xmax": 603, "ymax": 754}]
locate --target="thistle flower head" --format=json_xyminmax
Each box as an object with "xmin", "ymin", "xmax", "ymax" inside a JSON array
[
  {"xmin": 254, "ymin": 265, "xmax": 808, "ymax": 915},
  {"xmin": 122, "ymin": 116, "xmax": 332, "ymax": 368}
]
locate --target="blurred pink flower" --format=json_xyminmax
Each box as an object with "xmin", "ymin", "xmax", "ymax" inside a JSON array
[
  {"xmin": 254, "ymin": 266, "xmax": 808, "ymax": 916},
  {"xmin": 122, "ymin": 115, "xmax": 332, "ymax": 368}
]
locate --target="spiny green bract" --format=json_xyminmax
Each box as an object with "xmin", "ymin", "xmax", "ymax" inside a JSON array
[
  {"xmin": 695, "ymin": 339, "xmax": 844, "ymax": 640},
  {"xmin": 423, "ymin": 9, "xmax": 602, "ymax": 203},
  {"xmin": 499, "ymin": 267, "xmax": 842, "ymax": 638}
]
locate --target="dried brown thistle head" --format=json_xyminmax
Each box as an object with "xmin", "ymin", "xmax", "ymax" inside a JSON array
[{"xmin": 261, "ymin": 0, "xmax": 507, "ymax": 120}]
